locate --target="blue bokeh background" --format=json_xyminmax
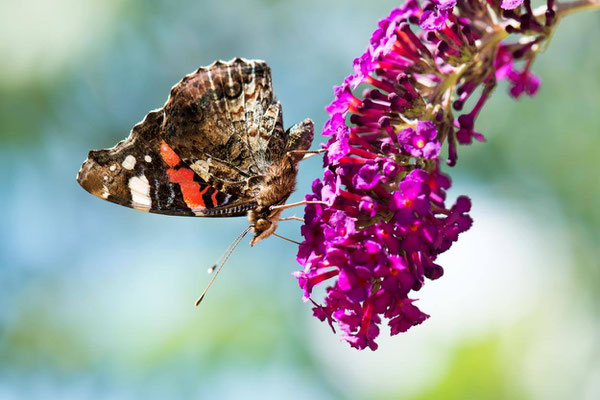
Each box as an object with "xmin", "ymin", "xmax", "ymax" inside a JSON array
[{"xmin": 1, "ymin": 1, "xmax": 599, "ymax": 399}]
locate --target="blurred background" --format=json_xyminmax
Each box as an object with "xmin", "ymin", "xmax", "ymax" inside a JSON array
[{"xmin": 1, "ymin": 1, "xmax": 599, "ymax": 399}]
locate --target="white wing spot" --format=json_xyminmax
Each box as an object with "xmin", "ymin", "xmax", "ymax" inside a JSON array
[
  {"xmin": 128, "ymin": 174, "xmax": 151, "ymax": 208},
  {"xmin": 144, "ymin": 155, "xmax": 152, "ymax": 163},
  {"xmin": 122, "ymin": 155, "xmax": 136, "ymax": 170},
  {"xmin": 103, "ymin": 175, "xmax": 109, "ymax": 181},
  {"xmin": 109, "ymin": 165, "xmax": 117, "ymax": 171}
]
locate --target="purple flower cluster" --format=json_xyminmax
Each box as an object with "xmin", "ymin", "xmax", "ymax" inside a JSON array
[
  {"xmin": 295, "ymin": 163, "xmax": 472, "ymax": 349},
  {"xmin": 294, "ymin": 0, "xmax": 559, "ymax": 350}
]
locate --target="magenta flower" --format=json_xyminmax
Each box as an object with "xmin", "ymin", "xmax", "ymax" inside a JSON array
[
  {"xmin": 508, "ymin": 69, "xmax": 541, "ymax": 98},
  {"xmin": 501, "ymin": 0, "xmax": 524, "ymax": 10},
  {"xmin": 353, "ymin": 162, "xmax": 381, "ymax": 189},
  {"xmin": 495, "ymin": 44, "xmax": 541, "ymax": 99},
  {"xmin": 398, "ymin": 121, "xmax": 441, "ymax": 159},
  {"xmin": 293, "ymin": 0, "xmax": 590, "ymax": 350},
  {"xmin": 420, "ymin": 0, "xmax": 457, "ymax": 30}
]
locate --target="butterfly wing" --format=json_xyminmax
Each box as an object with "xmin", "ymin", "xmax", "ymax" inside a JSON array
[
  {"xmin": 160, "ymin": 58, "xmax": 288, "ymax": 197},
  {"xmin": 77, "ymin": 110, "xmax": 256, "ymax": 217},
  {"xmin": 77, "ymin": 58, "xmax": 312, "ymax": 217}
]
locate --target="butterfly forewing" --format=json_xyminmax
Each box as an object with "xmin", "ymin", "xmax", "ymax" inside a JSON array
[{"xmin": 77, "ymin": 110, "xmax": 252, "ymax": 216}]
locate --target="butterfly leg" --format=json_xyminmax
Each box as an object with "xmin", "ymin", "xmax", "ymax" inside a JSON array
[
  {"xmin": 286, "ymin": 148, "xmax": 325, "ymax": 155},
  {"xmin": 286, "ymin": 148, "xmax": 326, "ymax": 161},
  {"xmin": 278, "ymin": 216, "xmax": 304, "ymax": 222},
  {"xmin": 272, "ymin": 232, "xmax": 302, "ymax": 245},
  {"xmin": 284, "ymin": 118, "xmax": 314, "ymax": 161},
  {"xmin": 270, "ymin": 200, "xmax": 327, "ymax": 211}
]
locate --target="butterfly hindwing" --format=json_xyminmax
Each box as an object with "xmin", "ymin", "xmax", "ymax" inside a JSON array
[{"xmin": 77, "ymin": 110, "xmax": 254, "ymax": 217}]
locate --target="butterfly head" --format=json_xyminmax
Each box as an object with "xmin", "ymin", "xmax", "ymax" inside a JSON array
[{"xmin": 248, "ymin": 207, "xmax": 283, "ymax": 246}]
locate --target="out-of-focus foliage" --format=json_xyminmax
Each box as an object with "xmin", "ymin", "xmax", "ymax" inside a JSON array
[{"xmin": 0, "ymin": 1, "xmax": 598, "ymax": 399}]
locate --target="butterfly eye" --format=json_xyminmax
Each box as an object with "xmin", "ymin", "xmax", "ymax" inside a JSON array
[{"xmin": 256, "ymin": 219, "xmax": 271, "ymax": 232}]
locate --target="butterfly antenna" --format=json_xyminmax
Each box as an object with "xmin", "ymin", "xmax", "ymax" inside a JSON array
[
  {"xmin": 195, "ymin": 226, "xmax": 252, "ymax": 306},
  {"xmin": 206, "ymin": 226, "xmax": 249, "ymax": 274}
]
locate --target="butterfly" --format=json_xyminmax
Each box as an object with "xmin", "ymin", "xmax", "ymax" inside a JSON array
[{"xmin": 77, "ymin": 58, "xmax": 314, "ymax": 247}]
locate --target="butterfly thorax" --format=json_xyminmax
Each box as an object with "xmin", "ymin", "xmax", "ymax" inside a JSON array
[{"xmin": 247, "ymin": 148, "xmax": 305, "ymax": 246}]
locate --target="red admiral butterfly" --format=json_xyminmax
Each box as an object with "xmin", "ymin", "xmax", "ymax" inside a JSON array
[{"xmin": 77, "ymin": 58, "xmax": 314, "ymax": 250}]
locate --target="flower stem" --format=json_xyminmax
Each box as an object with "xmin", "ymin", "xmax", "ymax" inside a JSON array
[{"xmin": 554, "ymin": 0, "xmax": 600, "ymax": 18}]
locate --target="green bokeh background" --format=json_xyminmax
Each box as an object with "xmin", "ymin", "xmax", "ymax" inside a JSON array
[{"xmin": 1, "ymin": 1, "xmax": 598, "ymax": 399}]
